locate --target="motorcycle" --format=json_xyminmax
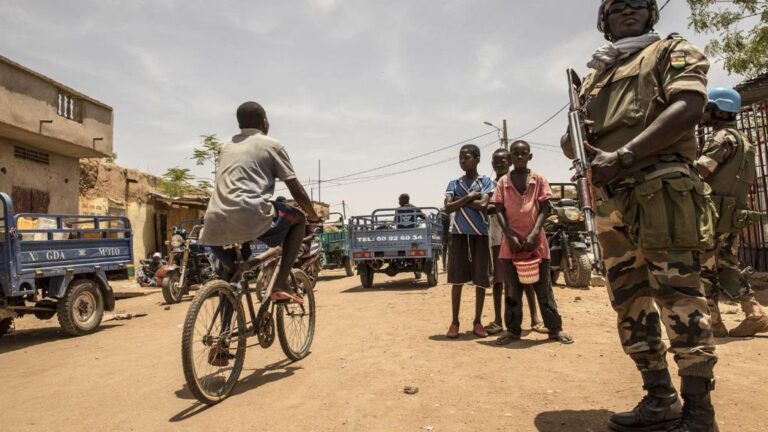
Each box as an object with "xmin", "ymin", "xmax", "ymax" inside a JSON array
[
  {"xmin": 137, "ymin": 255, "xmax": 164, "ymax": 287},
  {"xmin": 159, "ymin": 221, "xmax": 218, "ymax": 304},
  {"xmin": 545, "ymin": 196, "xmax": 593, "ymax": 288},
  {"xmin": 296, "ymin": 228, "xmax": 323, "ymax": 288}
]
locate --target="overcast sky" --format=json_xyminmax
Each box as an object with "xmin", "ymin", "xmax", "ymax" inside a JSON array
[{"xmin": 0, "ymin": 0, "xmax": 744, "ymax": 215}]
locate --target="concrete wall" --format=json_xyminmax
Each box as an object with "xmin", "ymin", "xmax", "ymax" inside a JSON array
[
  {"xmin": 0, "ymin": 56, "xmax": 113, "ymax": 158},
  {"xmin": 0, "ymin": 138, "xmax": 79, "ymax": 214}
]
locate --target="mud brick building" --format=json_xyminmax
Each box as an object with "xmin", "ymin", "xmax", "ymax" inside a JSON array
[{"xmin": 0, "ymin": 55, "xmax": 113, "ymax": 214}]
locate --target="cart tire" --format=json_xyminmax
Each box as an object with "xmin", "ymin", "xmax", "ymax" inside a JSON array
[
  {"xmin": 343, "ymin": 257, "xmax": 354, "ymax": 277},
  {"xmin": 162, "ymin": 271, "xmax": 184, "ymax": 304},
  {"xmin": 0, "ymin": 318, "xmax": 13, "ymax": 337},
  {"xmin": 57, "ymin": 279, "xmax": 104, "ymax": 336},
  {"xmin": 563, "ymin": 250, "xmax": 592, "ymax": 288},
  {"xmin": 359, "ymin": 263, "xmax": 374, "ymax": 288},
  {"xmin": 426, "ymin": 256, "xmax": 438, "ymax": 287}
]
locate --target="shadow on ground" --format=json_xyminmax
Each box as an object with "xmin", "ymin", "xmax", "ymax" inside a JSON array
[
  {"xmin": 534, "ymin": 409, "xmax": 614, "ymax": 431},
  {"xmin": 342, "ymin": 283, "xmax": 431, "ymax": 293},
  {"xmin": 0, "ymin": 323, "xmax": 121, "ymax": 354},
  {"xmin": 171, "ymin": 358, "xmax": 300, "ymax": 422}
]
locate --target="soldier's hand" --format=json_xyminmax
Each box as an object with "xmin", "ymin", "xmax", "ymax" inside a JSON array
[{"xmin": 584, "ymin": 143, "xmax": 622, "ymax": 187}]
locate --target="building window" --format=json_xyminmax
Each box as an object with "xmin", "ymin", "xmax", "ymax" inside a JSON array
[
  {"xmin": 57, "ymin": 91, "xmax": 82, "ymax": 122},
  {"xmin": 14, "ymin": 146, "xmax": 49, "ymax": 165},
  {"xmin": 12, "ymin": 186, "xmax": 50, "ymax": 214}
]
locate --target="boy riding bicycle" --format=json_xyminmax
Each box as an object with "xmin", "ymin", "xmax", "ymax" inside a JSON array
[{"xmin": 199, "ymin": 101, "xmax": 320, "ymax": 304}]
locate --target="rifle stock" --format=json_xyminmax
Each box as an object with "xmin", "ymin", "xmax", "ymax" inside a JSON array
[{"xmin": 566, "ymin": 68, "xmax": 605, "ymax": 276}]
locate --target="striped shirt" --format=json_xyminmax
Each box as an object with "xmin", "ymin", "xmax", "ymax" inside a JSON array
[{"xmin": 445, "ymin": 175, "xmax": 494, "ymax": 235}]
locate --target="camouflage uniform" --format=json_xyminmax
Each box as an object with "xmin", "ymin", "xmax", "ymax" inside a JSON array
[
  {"xmin": 582, "ymin": 35, "xmax": 717, "ymax": 378},
  {"xmin": 697, "ymin": 126, "xmax": 768, "ymax": 337}
]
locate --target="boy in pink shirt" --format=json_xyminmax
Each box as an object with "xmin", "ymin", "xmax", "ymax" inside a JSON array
[{"xmin": 491, "ymin": 140, "xmax": 573, "ymax": 345}]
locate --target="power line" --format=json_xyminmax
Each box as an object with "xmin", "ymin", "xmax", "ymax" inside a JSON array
[{"xmin": 325, "ymin": 130, "xmax": 498, "ymax": 182}]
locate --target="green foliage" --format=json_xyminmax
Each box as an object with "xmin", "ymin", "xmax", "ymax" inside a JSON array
[
  {"xmin": 196, "ymin": 179, "xmax": 213, "ymax": 191},
  {"xmin": 687, "ymin": 0, "xmax": 768, "ymax": 78},
  {"xmin": 192, "ymin": 134, "xmax": 223, "ymax": 179},
  {"xmin": 157, "ymin": 167, "xmax": 193, "ymax": 198},
  {"xmin": 106, "ymin": 152, "xmax": 117, "ymax": 163}
]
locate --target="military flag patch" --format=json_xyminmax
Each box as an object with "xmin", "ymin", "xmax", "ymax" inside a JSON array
[{"xmin": 670, "ymin": 51, "xmax": 687, "ymax": 69}]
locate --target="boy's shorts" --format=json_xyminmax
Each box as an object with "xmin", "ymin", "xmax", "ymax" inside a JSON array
[
  {"xmin": 210, "ymin": 201, "xmax": 303, "ymax": 271},
  {"xmin": 447, "ymin": 233, "xmax": 491, "ymax": 288},
  {"xmin": 491, "ymin": 245, "xmax": 505, "ymax": 285}
]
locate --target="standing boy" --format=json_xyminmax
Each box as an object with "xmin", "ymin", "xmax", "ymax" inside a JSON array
[
  {"xmin": 491, "ymin": 140, "xmax": 572, "ymax": 345},
  {"xmin": 485, "ymin": 147, "xmax": 545, "ymax": 335},
  {"xmin": 444, "ymin": 144, "xmax": 494, "ymax": 338}
]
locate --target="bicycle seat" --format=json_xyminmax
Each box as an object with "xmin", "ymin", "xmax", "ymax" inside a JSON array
[{"xmin": 242, "ymin": 246, "xmax": 282, "ymax": 272}]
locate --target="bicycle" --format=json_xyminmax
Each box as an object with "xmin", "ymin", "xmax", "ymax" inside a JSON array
[{"xmin": 181, "ymin": 244, "xmax": 315, "ymax": 405}]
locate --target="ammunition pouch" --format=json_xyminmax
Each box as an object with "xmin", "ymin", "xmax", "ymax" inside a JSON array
[
  {"xmin": 620, "ymin": 172, "xmax": 715, "ymax": 251},
  {"xmin": 711, "ymin": 195, "xmax": 760, "ymax": 233}
]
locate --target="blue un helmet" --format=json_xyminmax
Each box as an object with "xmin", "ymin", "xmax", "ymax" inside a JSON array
[{"xmin": 708, "ymin": 88, "xmax": 742, "ymax": 114}]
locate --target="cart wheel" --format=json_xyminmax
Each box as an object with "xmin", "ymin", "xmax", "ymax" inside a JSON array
[
  {"xmin": 358, "ymin": 263, "xmax": 374, "ymax": 288},
  {"xmin": 0, "ymin": 317, "xmax": 13, "ymax": 337},
  {"xmin": 343, "ymin": 257, "xmax": 354, "ymax": 277},
  {"xmin": 57, "ymin": 279, "xmax": 104, "ymax": 336},
  {"xmin": 426, "ymin": 256, "xmax": 438, "ymax": 287}
]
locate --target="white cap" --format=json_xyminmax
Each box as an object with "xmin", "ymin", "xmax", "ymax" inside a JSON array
[{"xmin": 152, "ymin": 252, "xmax": 162, "ymax": 259}]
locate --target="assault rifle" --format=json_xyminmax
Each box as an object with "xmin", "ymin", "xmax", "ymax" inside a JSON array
[{"xmin": 566, "ymin": 68, "xmax": 605, "ymax": 275}]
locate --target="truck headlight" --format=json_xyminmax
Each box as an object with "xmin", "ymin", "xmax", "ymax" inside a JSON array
[{"xmin": 171, "ymin": 234, "xmax": 184, "ymax": 248}]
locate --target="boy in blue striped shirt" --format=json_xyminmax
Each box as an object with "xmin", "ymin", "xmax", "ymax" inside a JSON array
[{"xmin": 444, "ymin": 144, "xmax": 495, "ymax": 338}]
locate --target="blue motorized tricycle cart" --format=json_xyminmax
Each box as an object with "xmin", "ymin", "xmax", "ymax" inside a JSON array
[
  {"xmin": 348, "ymin": 207, "xmax": 442, "ymax": 288},
  {"xmin": 0, "ymin": 192, "xmax": 133, "ymax": 337}
]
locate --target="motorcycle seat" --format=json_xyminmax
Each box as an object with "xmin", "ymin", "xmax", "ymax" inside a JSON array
[{"xmin": 555, "ymin": 198, "xmax": 578, "ymax": 208}]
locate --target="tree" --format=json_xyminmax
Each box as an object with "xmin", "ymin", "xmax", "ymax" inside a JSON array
[
  {"xmin": 106, "ymin": 152, "xmax": 118, "ymax": 163},
  {"xmin": 192, "ymin": 134, "xmax": 223, "ymax": 179},
  {"xmin": 157, "ymin": 167, "xmax": 193, "ymax": 199},
  {"xmin": 687, "ymin": 0, "xmax": 768, "ymax": 78}
]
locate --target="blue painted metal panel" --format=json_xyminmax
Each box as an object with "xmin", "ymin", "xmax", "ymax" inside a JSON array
[{"xmin": 348, "ymin": 207, "xmax": 443, "ymax": 261}]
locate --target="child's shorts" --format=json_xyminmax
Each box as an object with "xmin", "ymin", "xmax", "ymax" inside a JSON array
[{"xmin": 447, "ymin": 234, "xmax": 491, "ymax": 288}]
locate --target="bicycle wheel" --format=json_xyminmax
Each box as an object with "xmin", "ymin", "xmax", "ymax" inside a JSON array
[
  {"xmin": 181, "ymin": 280, "xmax": 247, "ymax": 405},
  {"xmin": 277, "ymin": 269, "xmax": 316, "ymax": 361}
]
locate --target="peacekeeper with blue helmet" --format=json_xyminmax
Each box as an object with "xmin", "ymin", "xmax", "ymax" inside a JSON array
[{"xmin": 696, "ymin": 87, "xmax": 768, "ymax": 339}]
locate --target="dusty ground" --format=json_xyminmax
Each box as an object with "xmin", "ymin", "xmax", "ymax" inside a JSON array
[{"xmin": 1, "ymin": 269, "xmax": 766, "ymax": 432}]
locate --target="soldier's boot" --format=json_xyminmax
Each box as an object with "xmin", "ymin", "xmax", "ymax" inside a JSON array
[
  {"xmin": 608, "ymin": 369, "xmax": 681, "ymax": 432},
  {"xmin": 667, "ymin": 377, "xmax": 718, "ymax": 432},
  {"xmin": 706, "ymin": 295, "xmax": 729, "ymax": 338},
  {"xmin": 728, "ymin": 296, "xmax": 768, "ymax": 337}
]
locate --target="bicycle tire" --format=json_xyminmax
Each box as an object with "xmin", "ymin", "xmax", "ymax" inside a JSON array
[
  {"xmin": 181, "ymin": 280, "xmax": 246, "ymax": 405},
  {"xmin": 277, "ymin": 269, "xmax": 316, "ymax": 361}
]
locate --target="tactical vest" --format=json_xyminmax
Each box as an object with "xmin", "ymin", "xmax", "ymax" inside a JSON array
[
  {"xmin": 581, "ymin": 35, "xmax": 699, "ymax": 167},
  {"xmin": 707, "ymin": 128, "xmax": 758, "ymax": 232},
  {"xmin": 708, "ymin": 128, "xmax": 755, "ymax": 206}
]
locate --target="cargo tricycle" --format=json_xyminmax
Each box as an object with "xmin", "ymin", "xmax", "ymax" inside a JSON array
[
  {"xmin": 348, "ymin": 207, "xmax": 442, "ymax": 288},
  {"xmin": 0, "ymin": 192, "xmax": 133, "ymax": 337},
  {"xmin": 318, "ymin": 212, "xmax": 354, "ymax": 276}
]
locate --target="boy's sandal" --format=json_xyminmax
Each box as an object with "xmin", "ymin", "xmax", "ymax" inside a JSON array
[
  {"xmin": 549, "ymin": 331, "xmax": 574, "ymax": 344},
  {"xmin": 495, "ymin": 333, "xmax": 521, "ymax": 345},
  {"xmin": 531, "ymin": 322, "xmax": 548, "ymax": 334},
  {"xmin": 446, "ymin": 323, "xmax": 460, "ymax": 339},
  {"xmin": 270, "ymin": 290, "xmax": 304, "ymax": 305},
  {"xmin": 484, "ymin": 321, "xmax": 503, "ymax": 335}
]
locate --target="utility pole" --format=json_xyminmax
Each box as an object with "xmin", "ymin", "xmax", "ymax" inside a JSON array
[
  {"xmin": 502, "ymin": 119, "xmax": 509, "ymax": 150},
  {"xmin": 317, "ymin": 160, "xmax": 321, "ymax": 203},
  {"xmin": 342, "ymin": 200, "xmax": 347, "ymax": 220}
]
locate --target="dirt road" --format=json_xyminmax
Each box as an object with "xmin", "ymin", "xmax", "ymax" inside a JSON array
[{"xmin": 1, "ymin": 270, "xmax": 766, "ymax": 431}]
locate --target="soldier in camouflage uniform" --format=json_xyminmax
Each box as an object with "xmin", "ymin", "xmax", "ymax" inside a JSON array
[
  {"xmin": 696, "ymin": 87, "xmax": 768, "ymax": 338},
  {"xmin": 562, "ymin": 1, "xmax": 718, "ymax": 431}
]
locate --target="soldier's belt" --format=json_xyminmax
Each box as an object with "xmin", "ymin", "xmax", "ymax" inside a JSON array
[{"xmin": 608, "ymin": 162, "xmax": 692, "ymax": 193}]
